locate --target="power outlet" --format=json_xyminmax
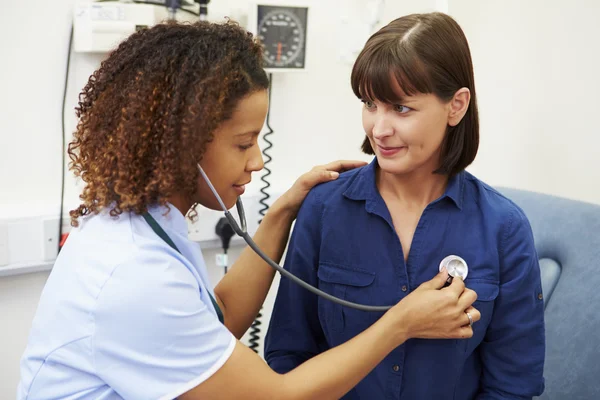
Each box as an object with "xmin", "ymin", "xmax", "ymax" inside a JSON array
[
  {"xmin": 42, "ymin": 218, "xmax": 69, "ymax": 261},
  {"xmin": 0, "ymin": 224, "xmax": 8, "ymax": 266},
  {"xmin": 187, "ymin": 192, "xmax": 283, "ymax": 249},
  {"xmin": 42, "ymin": 218, "xmax": 60, "ymax": 261}
]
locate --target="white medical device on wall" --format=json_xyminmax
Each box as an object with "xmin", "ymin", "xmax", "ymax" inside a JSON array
[
  {"xmin": 73, "ymin": 1, "xmax": 159, "ymax": 53},
  {"xmin": 73, "ymin": 0, "xmax": 203, "ymax": 53},
  {"xmin": 337, "ymin": 0, "xmax": 385, "ymax": 64},
  {"xmin": 247, "ymin": 1, "xmax": 309, "ymax": 72}
]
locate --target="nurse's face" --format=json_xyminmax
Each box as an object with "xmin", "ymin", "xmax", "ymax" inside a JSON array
[{"xmin": 197, "ymin": 90, "xmax": 268, "ymax": 210}]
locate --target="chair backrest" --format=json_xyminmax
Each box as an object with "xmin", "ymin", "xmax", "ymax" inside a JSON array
[{"xmin": 497, "ymin": 187, "xmax": 600, "ymax": 399}]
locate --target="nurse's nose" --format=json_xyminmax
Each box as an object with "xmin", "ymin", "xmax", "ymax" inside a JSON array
[{"xmin": 247, "ymin": 145, "xmax": 264, "ymax": 172}]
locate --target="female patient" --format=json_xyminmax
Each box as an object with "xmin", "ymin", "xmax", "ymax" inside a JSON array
[{"xmin": 265, "ymin": 12, "xmax": 545, "ymax": 400}]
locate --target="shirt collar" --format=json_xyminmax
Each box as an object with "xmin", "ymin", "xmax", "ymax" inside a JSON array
[
  {"xmin": 343, "ymin": 158, "xmax": 464, "ymax": 210},
  {"xmin": 443, "ymin": 170, "xmax": 465, "ymax": 210},
  {"xmin": 147, "ymin": 202, "xmax": 189, "ymax": 236}
]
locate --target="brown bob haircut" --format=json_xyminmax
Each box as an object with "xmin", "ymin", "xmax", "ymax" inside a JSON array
[{"xmin": 351, "ymin": 12, "xmax": 479, "ymax": 176}]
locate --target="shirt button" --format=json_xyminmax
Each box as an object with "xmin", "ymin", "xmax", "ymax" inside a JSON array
[
  {"xmin": 392, "ymin": 365, "xmax": 400, "ymax": 372},
  {"xmin": 538, "ymin": 293, "xmax": 543, "ymax": 300},
  {"xmin": 401, "ymin": 285, "xmax": 407, "ymax": 292}
]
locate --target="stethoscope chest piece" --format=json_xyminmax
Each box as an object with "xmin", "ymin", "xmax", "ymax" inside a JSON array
[{"xmin": 439, "ymin": 255, "xmax": 468, "ymax": 286}]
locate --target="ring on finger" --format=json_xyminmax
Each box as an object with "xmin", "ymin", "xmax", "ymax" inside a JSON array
[{"xmin": 465, "ymin": 311, "xmax": 473, "ymax": 328}]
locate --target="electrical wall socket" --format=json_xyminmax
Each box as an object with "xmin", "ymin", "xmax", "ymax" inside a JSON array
[
  {"xmin": 0, "ymin": 224, "xmax": 8, "ymax": 266},
  {"xmin": 187, "ymin": 192, "xmax": 283, "ymax": 249},
  {"xmin": 42, "ymin": 218, "xmax": 60, "ymax": 261},
  {"xmin": 42, "ymin": 218, "xmax": 70, "ymax": 261}
]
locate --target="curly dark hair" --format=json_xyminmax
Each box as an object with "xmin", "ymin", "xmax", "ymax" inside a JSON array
[{"xmin": 68, "ymin": 20, "xmax": 269, "ymax": 226}]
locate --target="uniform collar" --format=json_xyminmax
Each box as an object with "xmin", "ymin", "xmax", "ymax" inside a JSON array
[
  {"xmin": 343, "ymin": 158, "xmax": 464, "ymax": 210},
  {"xmin": 147, "ymin": 203, "xmax": 189, "ymax": 236}
]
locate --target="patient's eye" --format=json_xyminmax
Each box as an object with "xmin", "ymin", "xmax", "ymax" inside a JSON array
[
  {"xmin": 393, "ymin": 104, "xmax": 412, "ymax": 113},
  {"xmin": 361, "ymin": 100, "xmax": 376, "ymax": 110}
]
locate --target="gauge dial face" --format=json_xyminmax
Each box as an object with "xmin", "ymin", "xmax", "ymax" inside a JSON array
[{"xmin": 257, "ymin": 6, "xmax": 308, "ymax": 69}]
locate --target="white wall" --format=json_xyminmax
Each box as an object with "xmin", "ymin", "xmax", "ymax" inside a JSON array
[
  {"xmin": 450, "ymin": 0, "xmax": 600, "ymax": 204},
  {"xmin": 2, "ymin": 0, "xmax": 600, "ymax": 397}
]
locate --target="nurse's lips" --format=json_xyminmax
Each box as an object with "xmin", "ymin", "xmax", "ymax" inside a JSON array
[{"xmin": 233, "ymin": 182, "xmax": 249, "ymax": 195}]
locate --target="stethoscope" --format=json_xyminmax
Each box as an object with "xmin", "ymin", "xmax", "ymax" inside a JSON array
[{"xmin": 194, "ymin": 165, "xmax": 469, "ymax": 312}]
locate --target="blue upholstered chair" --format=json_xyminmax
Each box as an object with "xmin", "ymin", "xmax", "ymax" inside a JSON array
[{"xmin": 497, "ymin": 187, "xmax": 600, "ymax": 400}]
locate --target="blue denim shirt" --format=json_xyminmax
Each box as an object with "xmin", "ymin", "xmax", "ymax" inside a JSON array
[{"xmin": 265, "ymin": 159, "xmax": 545, "ymax": 400}]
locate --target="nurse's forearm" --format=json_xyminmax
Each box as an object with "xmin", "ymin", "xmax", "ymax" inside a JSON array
[
  {"xmin": 181, "ymin": 308, "xmax": 409, "ymax": 400},
  {"xmin": 280, "ymin": 310, "xmax": 407, "ymax": 400},
  {"xmin": 214, "ymin": 202, "xmax": 294, "ymax": 338}
]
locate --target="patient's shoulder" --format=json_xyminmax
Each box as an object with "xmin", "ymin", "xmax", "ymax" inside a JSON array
[
  {"xmin": 464, "ymin": 172, "xmax": 530, "ymax": 224},
  {"xmin": 305, "ymin": 166, "xmax": 366, "ymax": 204}
]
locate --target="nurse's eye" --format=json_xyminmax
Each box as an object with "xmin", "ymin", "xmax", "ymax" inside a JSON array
[
  {"xmin": 361, "ymin": 99, "xmax": 376, "ymax": 110},
  {"xmin": 238, "ymin": 143, "xmax": 254, "ymax": 151},
  {"xmin": 394, "ymin": 104, "xmax": 412, "ymax": 113}
]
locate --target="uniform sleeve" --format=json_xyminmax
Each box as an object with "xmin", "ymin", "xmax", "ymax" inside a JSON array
[
  {"xmin": 93, "ymin": 248, "xmax": 236, "ymax": 400},
  {"xmin": 265, "ymin": 189, "xmax": 328, "ymax": 373},
  {"xmin": 477, "ymin": 207, "xmax": 546, "ymax": 399}
]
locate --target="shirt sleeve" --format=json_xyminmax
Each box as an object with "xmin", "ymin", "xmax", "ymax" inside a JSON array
[
  {"xmin": 264, "ymin": 189, "xmax": 328, "ymax": 373},
  {"xmin": 93, "ymin": 248, "xmax": 236, "ymax": 400},
  {"xmin": 477, "ymin": 207, "xmax": 546, "ymax": 399}
]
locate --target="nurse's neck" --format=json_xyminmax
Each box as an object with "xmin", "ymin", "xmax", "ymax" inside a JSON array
[
  {"xmin": 376, "ymin": 166, "xmax": 448, "ymax": 209},
  {"xmin": 168, "ymin": 193, "xmax": 194, "ymax": 218}
]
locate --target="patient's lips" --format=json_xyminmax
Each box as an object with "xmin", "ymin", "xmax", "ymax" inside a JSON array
[{"xmin": 377, "ymin": 144, "xmax": 407, "ymax": 157}]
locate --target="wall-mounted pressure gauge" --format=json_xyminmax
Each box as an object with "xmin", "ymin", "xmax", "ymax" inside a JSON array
[{"xmin": 248, "ymin": 3, "xmax": 309, "ymax": 72}]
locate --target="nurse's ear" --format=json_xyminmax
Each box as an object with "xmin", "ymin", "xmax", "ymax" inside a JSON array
[{"xmin": 447, "ymin": 88, "xmax": 470, "ymax": 127}]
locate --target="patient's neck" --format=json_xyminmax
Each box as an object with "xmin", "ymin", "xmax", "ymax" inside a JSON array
[{"xmin": 376, "ymin": 166, "xmax": 448, "ymax": 209}]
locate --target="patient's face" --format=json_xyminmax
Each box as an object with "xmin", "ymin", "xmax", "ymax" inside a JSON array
[{"xmin": 361, "ymin": 79, "xmax": 454, "ymax": 176}]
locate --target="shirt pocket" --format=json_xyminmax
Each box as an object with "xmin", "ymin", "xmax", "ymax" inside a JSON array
[
  {"xmin": 463, "ymin": 279, "xmax": 499, "ymax": 354},
  {"xmin": 317, "ymin": 262, "xmax": 376, "ymax": 334}
]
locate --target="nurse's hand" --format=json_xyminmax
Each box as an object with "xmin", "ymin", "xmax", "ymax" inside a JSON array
[
  {"xmin": 386, "ymin": 268, "xmax": 481, "ymax": 342},
  {"xmin": 275, "ymin": 160, "xmax": 368, "ymax": 217}
]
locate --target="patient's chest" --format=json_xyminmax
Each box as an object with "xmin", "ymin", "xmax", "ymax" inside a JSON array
[{"xmin": 316, "ymin": 201, "xmax": 501, "ymax": 350}]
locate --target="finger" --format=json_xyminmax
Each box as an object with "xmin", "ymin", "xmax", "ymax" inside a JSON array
[
  {"xmin": 464, "ymin": 306, "xmax": 481, "ymax": 323},
  {"xmin": 323, "ymin": 160, "xmax": 368, "ymax": 172},
  {"xmin": 298, "ymin": 169, "xmax": 338, "ymax": 187},
  {"xmin": 457, "ymin": 325, "xmax": 474, "ymax": 339},
  {"xmin": 420, "ymin": 267, "xmax": 449, "ymax": 290},
  {"xmin": 463, "ymin": 310, "xmax": 474, "ymax": 327},
  {"xmin": 457, "ymin": 288, "xmax": 477, "ymax": 310},
  {"xmin": 323, "ymin": 170, "xmax": 340, "ymax": 180},
  {"xmin": 442, "ymin": 274, "xmax": 466, "ymax": 296},
  {"xmin": 315, "ymin": 169, "xmax": 339, "ymax": 182}
]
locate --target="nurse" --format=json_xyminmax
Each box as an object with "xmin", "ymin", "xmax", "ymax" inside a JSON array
[{"xmin": 18, "ymin": 20, "xmax": 479, "ymax": 400}]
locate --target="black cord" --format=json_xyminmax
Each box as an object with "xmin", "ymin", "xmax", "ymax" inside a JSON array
[
  {"xmin": 258, "ymin": 74, "xmax": 274, "ymax": 224},
  {"xmin": 93, "ymin": 1, "xmax": 200, "ymax": 18},
  {"xmin": 248, "ymin": 73, "xmax": 274, "ymax": 354},
  {"xmin": 132, "ymin": 0, "xmax": 200, "ymax": 16},
  {"xmin": 194, "ymin": 0, "xmax": 210, "ymax": 20},
  {"xmin": 58, "ymin": 24, "xmax": 74, "ymax": 254}
]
